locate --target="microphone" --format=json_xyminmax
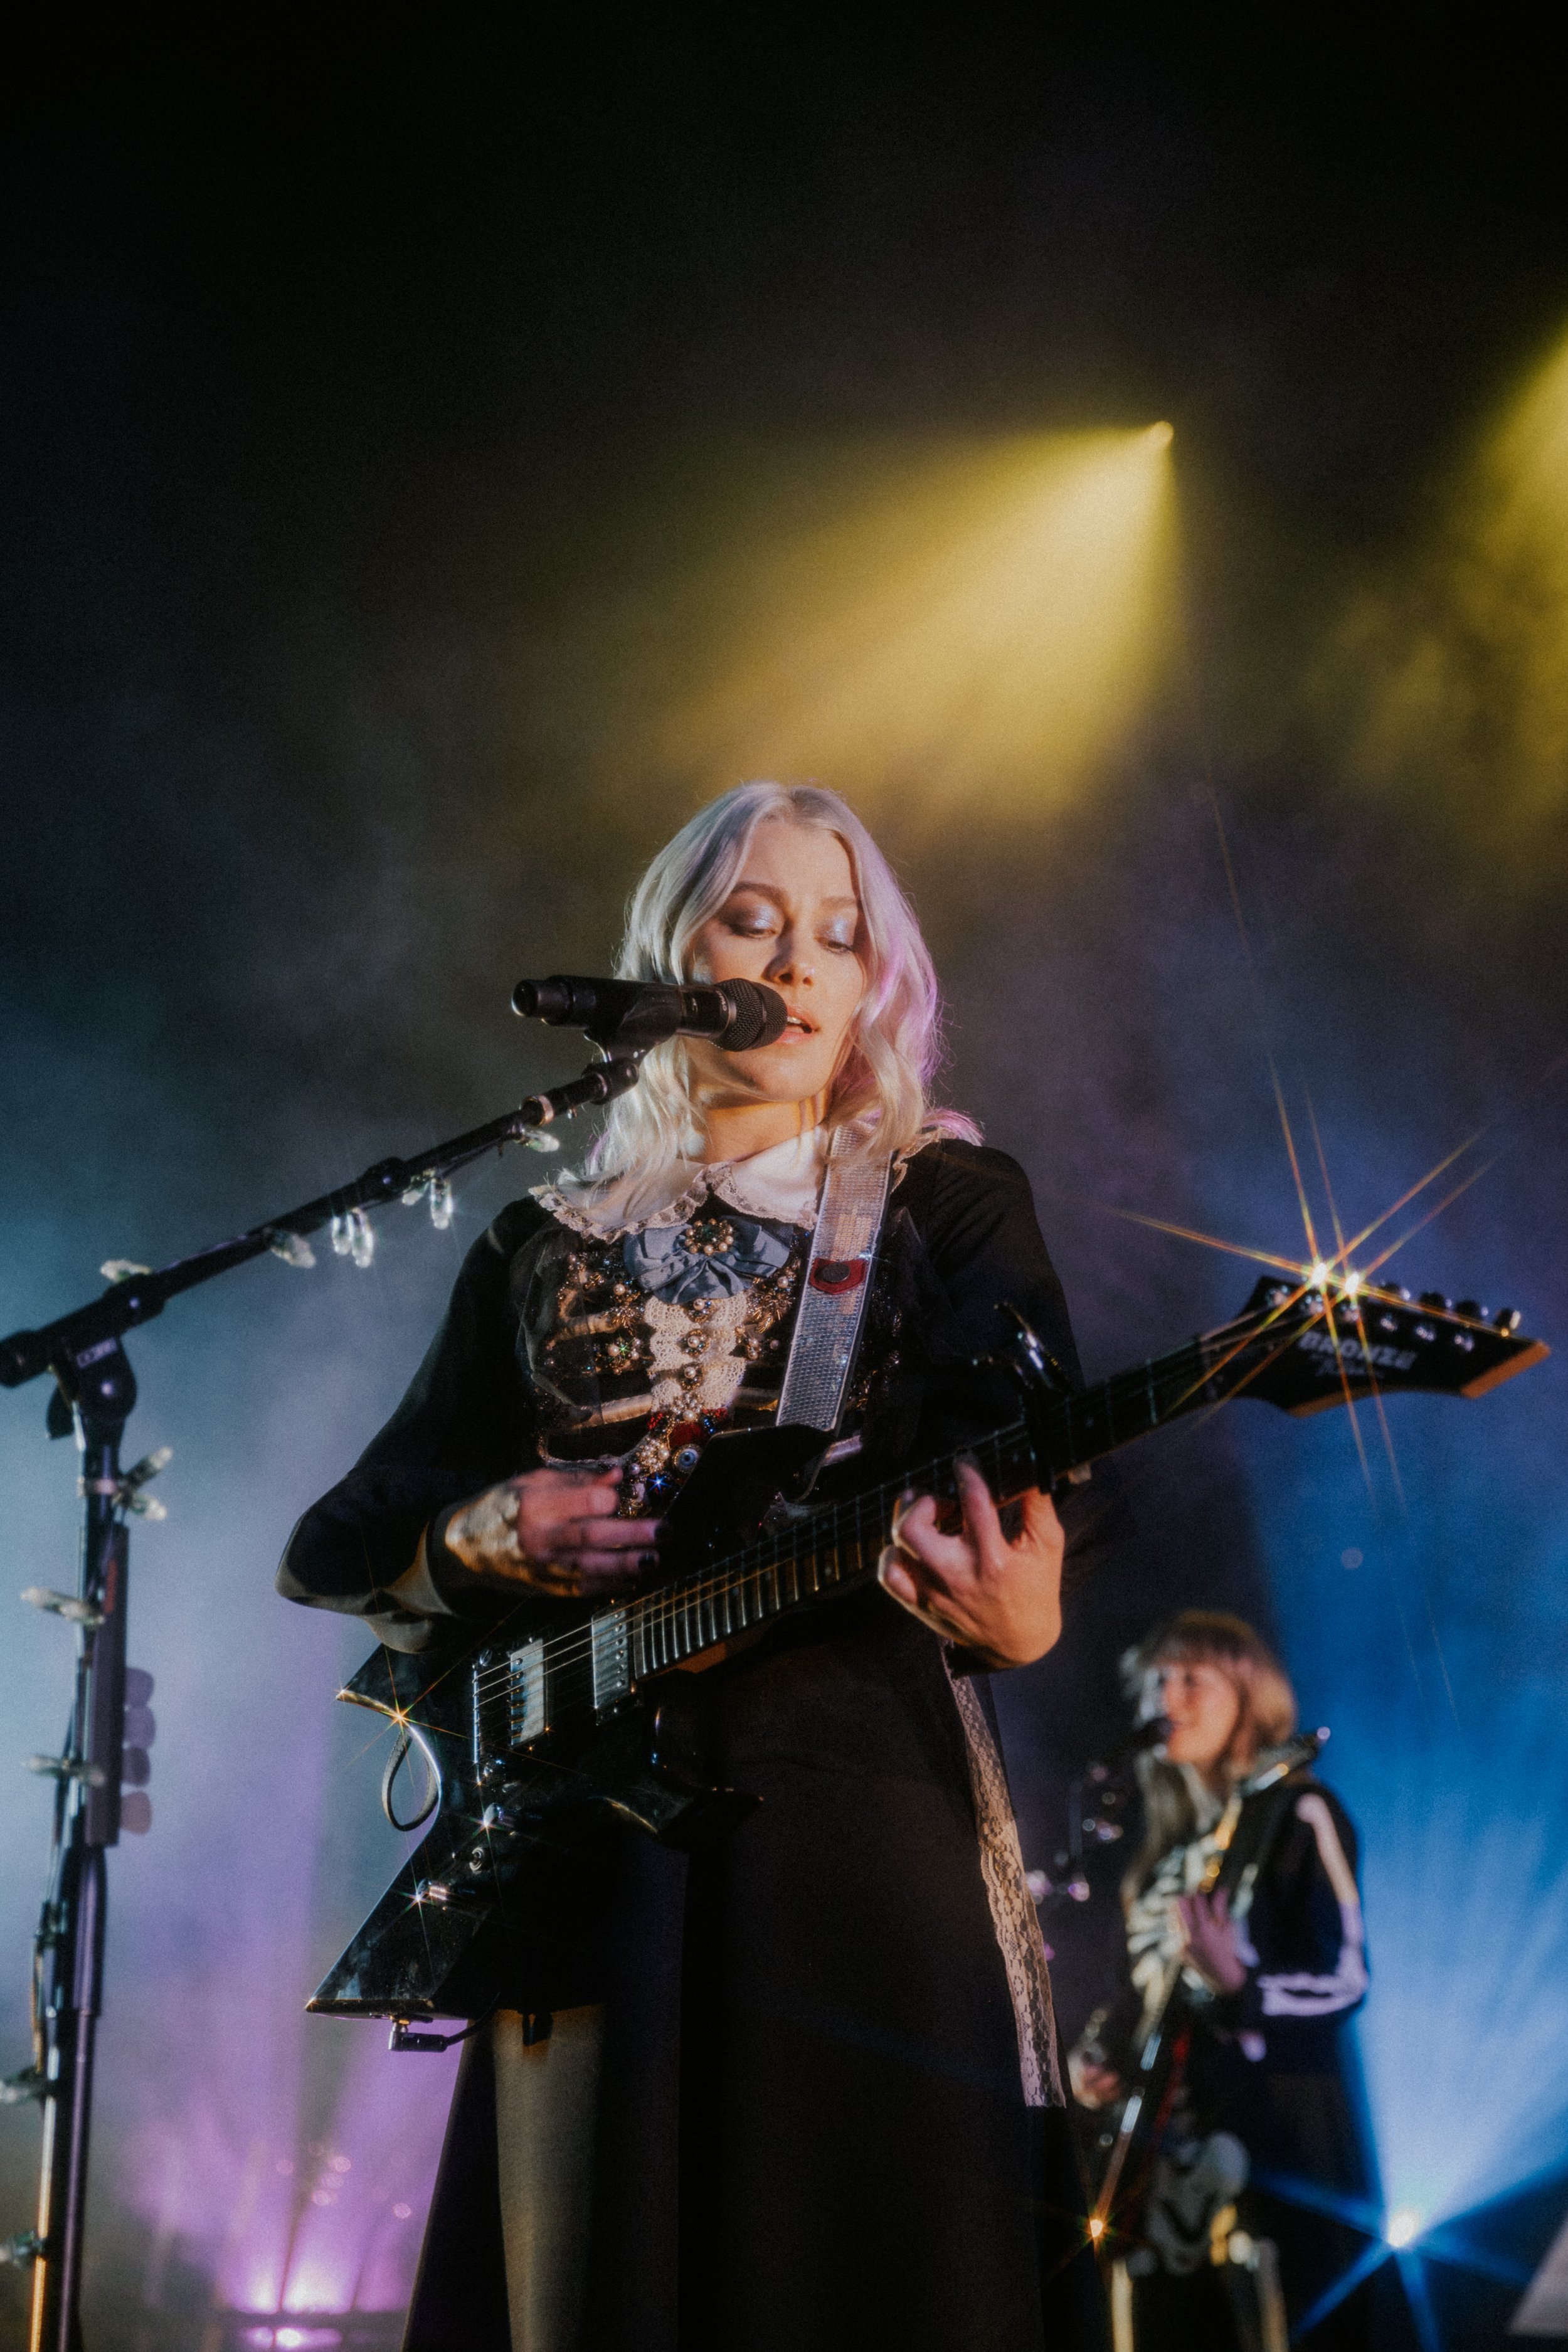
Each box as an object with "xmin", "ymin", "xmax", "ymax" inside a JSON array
[
  {"xmin": 1086, "ymin": 1715, "xmax": 1172, "ymax": 1781},
  {"xmin": 512, "ymin": 975, "xmax": 789, "ymax": 1056}
]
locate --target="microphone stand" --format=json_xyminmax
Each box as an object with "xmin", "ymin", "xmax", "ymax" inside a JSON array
[{"xmin": 0, "ymin": 1050, "xmax": 642, "ymax": 2352}]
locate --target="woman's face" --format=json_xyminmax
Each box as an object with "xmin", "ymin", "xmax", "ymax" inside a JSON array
[
  {"xmin": 687, "ymin": 820, "xmax": 866, "ymax": 1110},
  {"xmin": 1156, "ymin": 1657, "xmax": 1242, "ymax": 1774}
]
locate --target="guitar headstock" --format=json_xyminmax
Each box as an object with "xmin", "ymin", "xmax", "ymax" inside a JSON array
[{"xmin": 1217, "ymin": 1276, "xmax": 1549, "ymax": 1417}]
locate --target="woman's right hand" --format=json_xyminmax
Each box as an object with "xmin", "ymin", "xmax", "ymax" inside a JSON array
[
  {"xmin": 439, "ymin": 1465, "xmax": 659, "ymax": 1601},
  {"xmin": 1067, "ymin": 2049, "xmax": 1124, "ymax": 2111}
]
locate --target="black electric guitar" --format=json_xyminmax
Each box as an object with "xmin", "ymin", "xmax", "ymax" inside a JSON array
[
  {"xmin": 1083, "ymin": 1729, "xmax": 1326, "ymax": 2232},
  {"xmin": 308, "ymin": 1276, "xmax": 1544, "ymax": 2025}
]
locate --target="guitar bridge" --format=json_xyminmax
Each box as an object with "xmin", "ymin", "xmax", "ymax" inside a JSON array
[{"xmin": 470, "ymin": 1641, "xmax": 547, "ymax": 1767}]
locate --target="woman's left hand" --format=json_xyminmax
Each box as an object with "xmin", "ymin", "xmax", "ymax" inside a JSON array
[
  {"xmin": 877, "ymin": 1459, "xmax": 1064, "ymax": 1668},
  {"xmin": 1175, "ymin": 1890, "xmax": 1249, "ymax": 1995}
]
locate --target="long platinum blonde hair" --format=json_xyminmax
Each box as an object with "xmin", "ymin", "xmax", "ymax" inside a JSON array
[{"xmin": 576, "ymin": 781, "xmax": 979, "ymax": 1184}]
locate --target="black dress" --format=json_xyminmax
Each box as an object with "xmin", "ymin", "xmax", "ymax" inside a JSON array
[{"xmin": 279, "ymin": 1140, "xmax": 1108, "ymax": 2352}]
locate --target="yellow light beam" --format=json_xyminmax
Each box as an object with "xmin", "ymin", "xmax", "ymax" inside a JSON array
[
  {"xmin": 1305, "ymin": 1087, "xmax": 1403, "ymax": 1503},
  {"xmin": 1360, "ymin": 1157, "xmax": 1501, "ymax": 1280},
  {"xmin": 1330, "ymin": 1127, "xmax": 1489, "ymax": 1269},
  {"xmin": 1270, "ymin": 1060, "xmax": 1322, "ymax": 1271},
  {"xmin": 1095, "ymin": 1201, "xmax": 1304, "ymax": 1276},
  {"xmin": 659, "ymin": 425, "xmax": 1176, "ymax": 817}
]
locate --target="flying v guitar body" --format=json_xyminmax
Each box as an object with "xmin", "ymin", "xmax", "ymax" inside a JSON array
[
  {"xmin": 309, "ymin": 1422, "xmax": 833, "ymax": 2021},
  {"xmin": 306, "ymin": 1274, "xmax": 1545, "ymax": 2023}
]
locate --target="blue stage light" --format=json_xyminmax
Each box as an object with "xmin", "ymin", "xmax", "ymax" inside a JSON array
[{"xmin": 1230, "ymin": 1309, "xmax": 1568, "ymax": 2258}]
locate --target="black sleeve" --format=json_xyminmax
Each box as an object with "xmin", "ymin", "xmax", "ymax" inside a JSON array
[
  {"xmin": 886, "ymin": 1140, "xmax": 1082, "ymax": 1458},
  {"xmin": 884, "ymin": 1139, "xmax": 1128, "ymax": 1579},
  {"xmin": 908, "ymin": 1141, "xmax": 1082, "ymax": 1382},
  {"xmin": 1232, "ymin": 1783, "xmax": 1369, "ymax": 2038},
  {"xmin": 275, "ymin": 1199, "xmax": 544, "ymax": 1623}
]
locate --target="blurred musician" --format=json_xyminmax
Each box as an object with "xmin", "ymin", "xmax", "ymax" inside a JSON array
[{"xmin": 1068, "ymin": 1613, "xmax": 1372, "ymax": 2350}]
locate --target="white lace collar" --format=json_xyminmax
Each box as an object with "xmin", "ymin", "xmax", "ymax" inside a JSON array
[{"xmin": 533, "ymin": 1125, "xmax": 829, "ymax": 1241}]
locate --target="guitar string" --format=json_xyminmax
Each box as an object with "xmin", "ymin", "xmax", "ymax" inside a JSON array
[
  {"xmin": 468, "ymin": 1414, "xmax": 1041, "ymax": 1692},
  {"xmin": 453, "ymin": 1301, "xmax": 1505, "ymax": 1772},
  {"xmin": 470, "ymin": 1335, "xmax": 1221, "ymax": 1698},
  {"xmin": 474, "ymin": 1288, "xmax": 1467, "ymax": 1702},
  {"xmin": 469, "ymin": 1338, "xmax": 1226, "ymax": 1695}
]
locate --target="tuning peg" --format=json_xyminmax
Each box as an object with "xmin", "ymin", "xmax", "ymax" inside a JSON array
[
  {"xmin": 75, "ymin": 1448, "xmax": 172, "ymax": 1518},
  {"xmin": 1493, "ymin": 1307, "xmax": 1522, "ymax": 1334},
  {"xmin": 25, "ymin": 1754, "xmax": 105, "ymax": 1786},
  {"xmin": 1385, "ymin": 1285, "xmax": 1412, "ymax": 1303},
  {"xmin": 401, "ymin": 1174, "xmax": 457, "ymax": 1229},
  {"xmin": 1419, "ymin": 1291, "xmax": 1453, "ymax": 1313},
  {"xmin": 0, "ymin": 2066, "xmax": 45, "ymax": 2107},
  {"xmin": 331, "ymin": 1209, "xmax": 376, "ymax": 1268},
  {"xmin": 0, "ymin": 2232, "xmax": 43, "ymax": 2270},
  {"xmin": 21, "ymin": 1586, "xmax": 104, "ymax": 1628},
  {"xmin": 1454, "ymin": 1300, "xmax": 1483, "ymax": 1321},
  {"xmin": 120, "ymin": 1445, "xmax": 172, "ymax": 1518}
]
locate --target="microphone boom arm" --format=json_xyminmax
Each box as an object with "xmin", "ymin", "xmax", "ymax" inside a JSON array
[
  {"xmin": 1, "ymin": 1054, "xmax": 644, "ymax": 1393},
  {"xmin": 0, "ymin": 1040, "xmax": 645, "ymax": 2349}
]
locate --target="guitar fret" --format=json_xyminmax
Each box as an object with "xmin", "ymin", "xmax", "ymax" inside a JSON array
[
  {"xmin": 615, "ymin": 1332, "xmax": 1244, "ymax": 1700},
  {"xmin": 519, "ymin": 1287, "xmax": 1528, "ymax": 1757}
]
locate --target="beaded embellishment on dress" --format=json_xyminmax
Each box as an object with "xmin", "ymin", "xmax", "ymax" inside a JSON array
[{"xmin": 533, "ymin": 1204, "xmax": 805, "ymax": 1509}]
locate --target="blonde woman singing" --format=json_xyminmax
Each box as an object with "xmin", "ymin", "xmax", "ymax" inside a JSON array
[{"xmin": 281, "ymin": 783, "xmax": 1106, "ymax": 2352}]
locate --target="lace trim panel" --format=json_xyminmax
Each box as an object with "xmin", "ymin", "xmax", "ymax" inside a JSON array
[
  {"xmin": 942, "ymin": 1653, "xmax": 1064, "ymax": 2109},
  {"xmin": 531, "ymin": 1160, "xmax": 820, "ymax": 1242}
]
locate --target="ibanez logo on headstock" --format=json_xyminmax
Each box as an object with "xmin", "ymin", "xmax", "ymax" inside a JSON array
[{"xmin": 1211, "ymin": 1274, "xmax": 1545, "ymax": 1417}]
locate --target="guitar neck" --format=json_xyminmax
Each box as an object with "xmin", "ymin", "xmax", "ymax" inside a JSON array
[{"xmin": 595, "ymin": 1328, "xmax": 1221, "ymax": 1684}]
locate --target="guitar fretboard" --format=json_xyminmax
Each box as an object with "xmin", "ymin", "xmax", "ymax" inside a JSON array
[{"xmin": 507, "ymin": 1327, "xmax": 1227, "ymax": 1725}]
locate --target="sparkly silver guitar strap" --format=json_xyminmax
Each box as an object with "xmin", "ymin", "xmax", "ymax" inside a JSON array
[{"xmin": 776, "ymin": 1131, "xmax": 893, "ymax": 1433}]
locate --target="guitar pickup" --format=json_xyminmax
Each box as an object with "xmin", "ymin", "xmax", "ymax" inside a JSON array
[
  {"xmin": 591, "ymin": 1608, "xmax": 632, "ymax": 1711},
  {"xmin": 508, "ymin": 1640, "xmax": 547, "ymax": 1747}
]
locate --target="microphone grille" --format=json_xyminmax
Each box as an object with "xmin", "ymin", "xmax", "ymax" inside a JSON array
[{"xmin": 719, "ymin": 980, "xmax": 789, "ymax": 1051}]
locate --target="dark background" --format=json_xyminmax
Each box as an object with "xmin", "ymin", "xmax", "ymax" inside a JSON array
[{"xmin": 3, "ymin": 17, "xmax": 1567, "ymax": 2347}]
